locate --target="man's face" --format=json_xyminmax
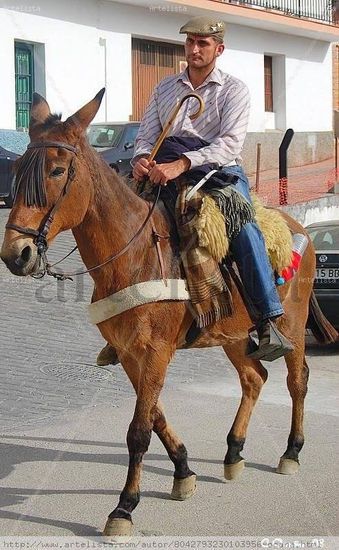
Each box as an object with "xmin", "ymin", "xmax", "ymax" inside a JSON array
[{"xmin": 184, "ymin": 34, "xmax": 224, "ymax": 69}]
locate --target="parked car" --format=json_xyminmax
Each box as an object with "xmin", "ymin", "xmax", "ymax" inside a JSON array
[
  {"xmin": 306, "ymin": 220, "xmax": 339, "ymax": 329},
  {"xmin": 0, "ymin": 130, "xmax": 30, "ymax": 208},
  {"xmin": 0, "ymin": 145, "xmax": 19, "ymax": 208},
  {"xmin": 87, "ymin": 121, "xmax": 140, "ymax": 175}
]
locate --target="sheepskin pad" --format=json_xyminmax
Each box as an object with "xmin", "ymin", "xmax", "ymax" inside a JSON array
[{"xmin": 196, "ymin": 192, "xmax": 293, "ymax": 270}]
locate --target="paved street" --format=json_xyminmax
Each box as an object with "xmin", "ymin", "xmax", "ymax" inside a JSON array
[{"xmin": 0, "ymin": 205, "xmax": 338, "ymax": 539}]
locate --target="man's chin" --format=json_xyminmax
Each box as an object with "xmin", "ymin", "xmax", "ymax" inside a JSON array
[{"xmin": 188, "ymin": 60, "xmax": 208, "ymax": 69}]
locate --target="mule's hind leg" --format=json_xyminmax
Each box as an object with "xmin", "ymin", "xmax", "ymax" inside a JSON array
[
  {"xmin": 277, "ymin": 345, "xmax": 309, "ymax": 475},
  {"xmin": 223, "ymin": 340, "xmax": 268, "ymax": 480}
]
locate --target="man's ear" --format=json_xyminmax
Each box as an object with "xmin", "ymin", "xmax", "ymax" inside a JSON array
[
  {"xmin": 65, "ymin": 88, "xmax": 105, "ymax": 135},
  {"xmin": 216, "ymin": 43, "xmax": 225, "ymax": 57}
]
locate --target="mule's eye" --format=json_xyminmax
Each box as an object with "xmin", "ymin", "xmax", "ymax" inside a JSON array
[{"xmin": 50, "ymin": 167, "xmax": 65, "ymax": 178}]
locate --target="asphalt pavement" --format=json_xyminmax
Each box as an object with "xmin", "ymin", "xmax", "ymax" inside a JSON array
[{"xmin": 0, "ymin": 205, "xmax": 338, "ymax": 540}]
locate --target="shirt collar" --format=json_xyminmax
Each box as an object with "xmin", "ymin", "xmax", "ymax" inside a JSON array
[{"xmin": 177, "ymin": 66, "xmax": 223, "ymax": 88}]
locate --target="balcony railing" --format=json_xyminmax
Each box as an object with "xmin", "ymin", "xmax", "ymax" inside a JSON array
[{"xmin": 215, "ymin": 0, "xmax": 339, "ymax": 25}]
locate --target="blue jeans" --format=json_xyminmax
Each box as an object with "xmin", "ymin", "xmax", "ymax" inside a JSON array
[{"xmin": 221, "ymin": 165, "xmax": 284, "ymax": 322}]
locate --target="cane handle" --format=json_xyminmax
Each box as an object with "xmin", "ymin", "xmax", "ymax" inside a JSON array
[{"xmin": 148, "ymin": 93, "xmax": 204, "ymax": 162}]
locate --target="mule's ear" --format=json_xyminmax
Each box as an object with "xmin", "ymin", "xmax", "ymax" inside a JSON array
[
  {"xmin": 29, "ymin": 93, "xmax": 51, "ymax": 129},
  {"xmin": 65, "ymin": 88, "xmax": 105, "ymax": 133}
]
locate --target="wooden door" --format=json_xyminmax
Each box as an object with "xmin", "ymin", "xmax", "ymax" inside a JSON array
[{"xmin": 132, "ymin": 38, "xmax": 185, "ymax": 121}]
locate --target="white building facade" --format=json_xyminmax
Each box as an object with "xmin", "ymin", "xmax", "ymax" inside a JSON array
[{"xmin": 0, "ymin": 0, "xmax": 338, "ymax": 170}]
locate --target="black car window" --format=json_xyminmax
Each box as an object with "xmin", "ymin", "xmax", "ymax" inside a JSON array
[
  {"xmin": 88, "ymin": 125, "xmax": 123, "ymax": 147},
  {"xmin": 124, "ymin": 126, "xmax": 139, "ymax": 145},
  {"xmin": 309, "ymin": 227, "xmax": 339, "ymax": 251}
]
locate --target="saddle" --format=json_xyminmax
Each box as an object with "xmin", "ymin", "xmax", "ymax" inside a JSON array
[
  {"xmin": 132, "ymin": 136, "xmax": 295, "ymax": 345},
  {"xmin": 138, "ymin": 177, "xmax": 294, "ymax": 332}
]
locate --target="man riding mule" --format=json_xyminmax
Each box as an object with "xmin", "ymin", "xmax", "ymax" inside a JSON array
[
  {"xmin": 0, "ymin": 24, "xmax": 337, "ymax": 539},
  {"xmin": 99, "ymin": 16, "xmax": 293, "ymax": 367}
]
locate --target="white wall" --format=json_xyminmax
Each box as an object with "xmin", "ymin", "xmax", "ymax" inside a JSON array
[
  {"xmin": 218, "ymin": 24, "xmax": 332, "ymax": 132},
  {"xmin": 0, "ymin": 1, "xmax": 132, "ymax": 127},
  {"xmin": 284, "ymin": 195, "xmax": 339, "ymax": 226},
  {"xmin": 0, "ymin": 18, "xmax": 16, "ymax": 129},
  {"xmin": 0, "ymin": 0, "xmax": 333, "ymax": 133},
  {"xmin": 285, "ymin": 49, "xmax": 332, "ymax": 131}
]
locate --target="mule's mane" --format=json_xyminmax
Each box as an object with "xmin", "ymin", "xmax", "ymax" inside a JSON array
[
  {"xmin": 41, "ymin": 113, "xmax": 62, "ymax": 130},
  {"xmin": 13, "ymin": 146, "xmax": 47, "ymax": 207},
  {"xmin": 12, "ymin": 113, "xmax": 64, "ymax": 208}
]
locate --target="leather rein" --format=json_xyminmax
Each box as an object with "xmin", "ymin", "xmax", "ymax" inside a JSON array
[{"xmin": 6, "ymin": 141, "xmax": 161, "ymax": 281}]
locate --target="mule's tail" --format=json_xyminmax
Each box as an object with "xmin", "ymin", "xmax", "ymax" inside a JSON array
[{"xmin": 307, "ymin": 291, "xmax": 338, "ymax": 344}]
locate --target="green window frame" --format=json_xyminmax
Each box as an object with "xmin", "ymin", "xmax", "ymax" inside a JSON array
[{"xmin": 15, "ymin": 42, "xmax": 34, "ymax": 129}]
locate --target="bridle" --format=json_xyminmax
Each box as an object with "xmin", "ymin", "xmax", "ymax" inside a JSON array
[{"xmin": 5, "ymin": 140, "xmax": 161, "ymax": 281}]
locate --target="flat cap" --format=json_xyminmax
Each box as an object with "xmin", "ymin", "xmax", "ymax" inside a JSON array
[{"xmin": 179, "ymin": 16, "xmax": 225, "ymax": 41}]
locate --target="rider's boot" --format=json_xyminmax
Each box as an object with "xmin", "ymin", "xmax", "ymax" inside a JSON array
[
  {"xmin": 247, "ymin": 317, "xmax": 294, "ymax": 361},
  {"xmin": 97, "ymin": 344, "xmax": 120, "ymax": 366}
]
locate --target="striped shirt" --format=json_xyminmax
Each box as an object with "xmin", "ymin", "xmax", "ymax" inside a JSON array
[{"xmin": 132, "ymin": 67, "xmax": 250, "ymax": 169}]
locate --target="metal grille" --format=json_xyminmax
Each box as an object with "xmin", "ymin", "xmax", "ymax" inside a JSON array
[
  {"xmin": 40, "ymin": 363, "xmax": 112, "ymax": 382},
  {"xmin": 15, "ymin": 42, "xmax": 34, "ymax": 130},
  {"xmin": 216, "ymin": 0, "xmax": 337, "ymax": 25}
]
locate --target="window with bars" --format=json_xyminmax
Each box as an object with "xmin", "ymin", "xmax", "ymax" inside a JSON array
[
  {"xmin": 139, "ymin": 40, "xmax": 175, "ymax": 68},
  {"xmin": 140, "ymin": 42, "xmax": 156, "ymax": 66},
  {"xmin": 264, "ymin": 55, "xmax": 273, "ymax": 112},
  {"xmin": 158, "ymin": 44, "xmax": 174, "ymax": 68},
  {"xmin": 15, "ymin": 42, "xmax": 34, "ymax": 129}
]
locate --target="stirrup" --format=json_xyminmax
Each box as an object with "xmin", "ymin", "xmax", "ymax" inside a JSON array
[{"xmin": 246, "ymin": 319, "xmax": 294, "ymax": 362}]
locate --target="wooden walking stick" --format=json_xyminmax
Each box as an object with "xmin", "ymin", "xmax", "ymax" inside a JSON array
[{"xmin": 148, "ymin": 93, "xmax": 204, "ymax": 162}]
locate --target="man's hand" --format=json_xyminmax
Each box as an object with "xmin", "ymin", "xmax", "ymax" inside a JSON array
[
  {"xmin": 132, "ymin": 157, "xmax": 156, "ymax": 182},
  {"xmin": 148, "ymin": 156, "xmax": 191, "ymax": 186}
]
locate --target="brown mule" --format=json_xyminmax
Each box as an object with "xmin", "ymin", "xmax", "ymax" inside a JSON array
[{"xmin": 1, "ymin": 90, "xmax": 337, "ymax": 538}]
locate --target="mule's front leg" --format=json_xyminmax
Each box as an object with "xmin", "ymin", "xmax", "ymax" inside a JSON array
[
  {"xmin": 103, "ymin": 415, "xmax": 151, "ymax": 538},
  {"xmin": 103, "ymin": 349, "xmax": 171, "ymax": 539},
  {"xmin": 115, "ymin": 353, "xmax": 196, "ymax": 501}
]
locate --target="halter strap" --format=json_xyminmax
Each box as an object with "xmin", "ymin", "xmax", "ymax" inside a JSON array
[
  {"xmin": 6, "ymin": 141, "xmax": 77, "ymax": 263},
  {"xmin": 27, "ymin": 141, "xmax": 77, "ymax": 154},
  {"xmin": 5, "ymin": 223, "xmax": 40, "ymax": 237}
]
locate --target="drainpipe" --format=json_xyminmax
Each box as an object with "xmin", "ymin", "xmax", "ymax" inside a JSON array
[{"xmin": 99, "ymin": 37, "xmax": 107, "ymax": 121}]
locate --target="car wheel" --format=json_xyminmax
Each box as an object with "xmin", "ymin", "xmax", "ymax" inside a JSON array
[
  {"xmin": 4, "ymin": 195, "xmax": 13, "ymax": 208},
  {"xmin": 110, "ymin": 164, "xmax": 119, "ymax": 173}
]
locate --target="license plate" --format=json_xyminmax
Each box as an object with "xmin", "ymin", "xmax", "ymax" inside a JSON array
[{"xmin": 316, "ymin": 268, "xmax": 339, "ymax": 280}]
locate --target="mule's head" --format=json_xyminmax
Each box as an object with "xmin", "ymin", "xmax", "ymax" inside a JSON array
[{"xmin": 0, "ymin": 89, "xmax": 105, "ymax": 276}]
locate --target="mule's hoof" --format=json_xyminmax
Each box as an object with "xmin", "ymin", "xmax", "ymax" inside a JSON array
[
  {"xmin": 224, "ymin": 459, "xmax": 245, "ymax": 480},
  {"xmin": 276, "ymin": 458, "xmax": 299, "ymax": 475},
  {"xmin": 171, "ymin": 474, "xmax": 197, "ymax": 501},
  {"xmin": 103, "ymin": 518, "xmax": 133, "ymax": 540}
]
